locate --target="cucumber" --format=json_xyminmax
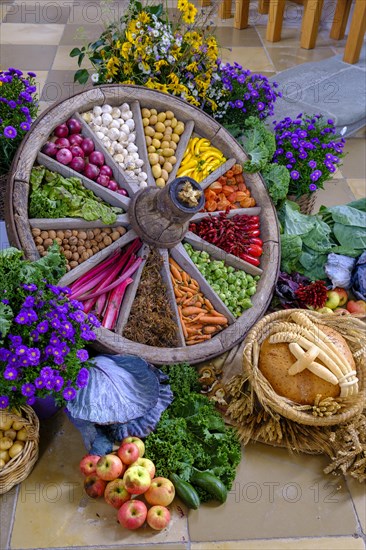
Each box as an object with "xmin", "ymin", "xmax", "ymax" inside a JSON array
[
  {"xmin": 189, "ymin": 468, "xmax": 228, "ymax": 503},
  {"xmin": 170, "ymin": 473, "xmax": 201, "ymax": 509}
]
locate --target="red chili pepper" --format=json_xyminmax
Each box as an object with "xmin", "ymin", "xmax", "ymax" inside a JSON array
[
  {"xmin": 245, "ymin": 244, "xmax": 263, "ymax": 257},
  {"xmin": 246, "ymin": 229, "xmax": 261, "ymax": 237},
  {"xmin": 240, "ymin": 254, "xmax": 261, "ymax": 266},
  {"xmin": 248, "ymin": 237, "xmax": 263, "ymax": 246}
]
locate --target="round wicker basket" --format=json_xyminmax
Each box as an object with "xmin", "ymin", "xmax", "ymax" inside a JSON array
[
  {"xmin": 0, "ymin": 406, "xmax": 40, "ymax": 494},
  {"xmin": 287, "ymin": 192, "xmax": 317, "ymax": 215}
]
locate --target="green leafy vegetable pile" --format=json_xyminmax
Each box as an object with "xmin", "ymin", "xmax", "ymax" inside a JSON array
[
  {"xmin": 278, "ymin": 198, "xmax": 366, "ymax": 280},
  {"xmin": 29, "ymin": 166, "xmax": 123, "ymax": 224},
  {"xmin": 144, "ymin": 363, "xmax": 241, "ymax": 502}
]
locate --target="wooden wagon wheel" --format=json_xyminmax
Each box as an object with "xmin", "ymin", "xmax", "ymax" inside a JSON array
[{"xmin": 5, "ymin": 85, "xmax": 280, "ymax": 364}]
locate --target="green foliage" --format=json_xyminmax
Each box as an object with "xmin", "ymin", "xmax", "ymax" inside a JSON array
[
  {"xmin": 261, "ymin": 164, "xmax": 290, "ymax": 205},
  {"xmin": 238, "ymin": 117, "xmax": 276, "ymax": 173},
  {"xmin": 145, "ymin": 363, "xmax": 241, "ymax": 502}
]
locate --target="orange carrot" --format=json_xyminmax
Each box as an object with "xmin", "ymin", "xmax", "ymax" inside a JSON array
[
  {"xmin": 182, "ymin": 306, "xmax": 204, "ymax": 316},
  {"xmin": 170, "ymin": 265, "xmax": 182, "ymax": 282},
  {"xmin": 199, "ymin": 315, "xmax": 228, "ymax": 325},
  {"xmin": 203, "ymin": 325, "xmax": 217, "ymax": 334}
]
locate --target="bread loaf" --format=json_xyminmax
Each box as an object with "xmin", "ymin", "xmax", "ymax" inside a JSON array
[{"xmin": 258, "ymin": 325, "xmax": 355, "ymax": 405}]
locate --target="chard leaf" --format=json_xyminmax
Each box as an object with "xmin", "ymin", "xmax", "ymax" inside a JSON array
[
  {"xmin": 327, "ymin": 205, "xmax": 366, "ymax": 227},
  {"xmin": 333, "ymin": 223, "xmax": 366, "ymax": 250},
  {"xmin": 281, "ymin": 201, "xmax": 317, "ymax": 236}
]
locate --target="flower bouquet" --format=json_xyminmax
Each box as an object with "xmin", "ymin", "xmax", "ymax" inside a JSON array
[
  {"xmin": 0, "ymin": 246, "xmax": 97, "ymax": 410},
  {"xmin": 272, "ymin": 114, "xmax": 346, "ymax": 203},
  {"xmin": 71, "ymin": 0, "xmax": 223, "ymax": 113},
  {"xmin": 0, "ymin": 68, "xmax": 38, "ymax": 176}
]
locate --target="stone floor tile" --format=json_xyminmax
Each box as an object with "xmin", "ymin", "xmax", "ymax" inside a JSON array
[
  {"xmin": 0, "ymin": 45, "xmax": 57, "ymax": 72},
  {"xmin": 3, "ymin": 2, "xmax": 71, "ymax": 24},
  {"xmin": 221, "ymin": 46, "xmax": 274, "ymax": 72},
  {"xmin": 191, "ymin": 536, "xmax": 366, "ymax": 549},
  {"xmin": 0, "ymin": 22, "xmax": 65, "ymax": 45}
]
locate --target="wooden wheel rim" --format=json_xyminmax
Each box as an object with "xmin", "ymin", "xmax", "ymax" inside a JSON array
[{"xmin": 6, "ymin": 84, "xmax": 280, "ymax": 364}]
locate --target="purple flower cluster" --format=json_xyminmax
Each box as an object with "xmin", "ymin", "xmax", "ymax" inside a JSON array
[
  {"xmin": 0, "ymin": 68, "xmax": 38, "ymax": 174},
  {"xmin": 219, "ymin": 63, "xmax": 281, "ymax": 122},
  {"xmin": 272, "ymin": 114, "xmax": 346, "ymax": 196},
  {"xmin": 0, "ymin": 282, "xmax": 96, "ymax": 409}
]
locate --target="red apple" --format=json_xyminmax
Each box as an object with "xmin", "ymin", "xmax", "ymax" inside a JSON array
[
  {"xmin": 79, "ymin": 454, "xmax": 101, "ymax": 476},
  {"xmin": 123, "ymin": 465, "xmax": 151, "ymax": 495},
  {"xmin": 84, "ymin": 474, "xmax": 107, "ymax": 498},
  {"xmin": 145, "ymin": 477, "xmax": 175, "ymax": 506},
  {"xmin": 147, "ymin": 505, "xmax": 171, "ymax": 531},
  {"xmin": 333, "ymin": 287, "xmax": 348, "ymax": 306},
  {"xmin": 104, "ymin": 478, "xmax": 131, "ymax": 509},
  {"xmin": 118, "ymin": 499, "xmax": 147, "ymax": 530},
  {"xmin": 130, "ymin": 457, "xmax": 156, "ymax": 479},
  {"xmin": 117, "ymin": 442, "xmax": 140, "ymax": 465},
  {"xmin": 346, "ymin": 300, "xmax": 366, "ymax": 314},
  {"xmin": 121, "ymin": 436, "xmax": 145, "ymax": 457},
  {"xmin": 96, "ymin": 454, "xmax": 124, "ymax": 481}
]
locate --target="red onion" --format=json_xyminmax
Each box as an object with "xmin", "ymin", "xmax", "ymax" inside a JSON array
[
  {"xmin": 66, "ymin": 118, "xmax": 82, "ymax": 134},
  {"xmin": 80, "ymin": 138, "xmax": 95, "ymax": 155},
  {"xmin": 70, "ymin": 145, "xmax": 85, "ymax": 158},
  {"xmin": 41, "ymin": 141, "xmax": 58, "ymax": 158},
  {"xmin": 83, "ymin": 163, "xmax": 100, "ymax": 180},
  {"xmin": 108, "ymin": 180, "xmax": 118, "ymax": 191},
  {"xmin": 89, "ymin": 150, "xmax": 105, "ymax": 167},
  {"xmin": 100, "ymin": 165, "xmax": 113, "ymax": 178},
  {"xmin": 54, "ymin": 124, "xmax": 69, "ymax": 138},
  {"xmin": 70, "ymin": 156, "xmax": 86, "ymax": 173},
  {"xmin": 56, "ymin": 148, "xmax": 73, "ymax": 165},
  {"xmin": 116, "ymin": 188, "xmax": 128, "ymax": 196},
  {"xmin": 69, "ymin": 134, "xmax": 83, "ymax": 146},
  {"xmin": 55, "ymin": 137, "xmax": 70, "ymax": 148},
  {"xmin": 96, "ymin": 174, "xmax": 110, "ymax": 187}
]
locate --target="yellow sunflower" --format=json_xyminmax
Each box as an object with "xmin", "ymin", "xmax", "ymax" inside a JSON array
[
  {"xmin": 137, "ymin": 11, "xmax": 151, "ymax": 24},
  {"xmin": 182, "ymin": 3, "xmax": 197, "ymax": 24},
  {"xmin": 106, "ymin": 56, "xmax": 120, "ymax": 77},
  {"xmin": 177, "ymin": 0, "xmax": 188, "ymax": 11},
  {"xmin": 120, "ymin": 42, "xmax": 132, "ymax": 60}
]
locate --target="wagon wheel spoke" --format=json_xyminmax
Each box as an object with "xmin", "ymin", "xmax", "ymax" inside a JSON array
[{"xmin": 160, "ymin": 249, "xmax": 186, "ymax": 347}]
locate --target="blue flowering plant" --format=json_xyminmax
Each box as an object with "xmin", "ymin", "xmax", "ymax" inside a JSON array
[
  {"xmin": 0, "ymin": 246, "xmax": 97, "ymax": 409},
  {"xmin": 207, "ymin": 63, "xmax": 281, "ymax": 126},
  {"xmin": 272, "ymin": 113, "xmax": 346, "ymax": 197},
  {"xmin": 0, "ymin": 67, "xmax": 39, "ymax": 175}
]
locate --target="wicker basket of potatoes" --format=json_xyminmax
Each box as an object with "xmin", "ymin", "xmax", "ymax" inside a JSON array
[
  {"xmin": 0, "ymin": 406, "xmax": 40, "ymax": 494},
  {"xmin": 31, "ymin": 226, "xmax": 126, "ymax": 271}
]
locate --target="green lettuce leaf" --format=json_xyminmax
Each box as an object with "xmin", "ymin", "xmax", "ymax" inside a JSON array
[
  {"xmin": 299, "ymin": 246, "xmax": 328, "ymax": 280},
  {"xmin": 302, "ymin": 217, "xmax": 333, "ymax": 253},
  {"xmin": 333, "ymin": 223, "xmax": 366, "ymax": 250}
]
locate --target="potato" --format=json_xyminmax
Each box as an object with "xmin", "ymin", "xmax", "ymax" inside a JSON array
[
  {"xmin": 150, "ymin": 108, "xmax": 157, "ymax": 116},
  {"xmin": 69, "ymin": 261, "xmax": 79, "ymax": 269},
  {"xmin": 161, "ymin": 140, "xmax": 170, "ymax": 149},
  {"xmin": 48, "ymin": 230, "xmax": 56, "ymax": 240},
  {"xmin": 4, "ymin": 429, "xmax": 16, "ymax": 440},
  {"xmin": 164, "ymin": 119, "xmax": 172, "ymax": 127},
  {"xmin": 78, "ymin": 231, "xmax": 87, "ymax": 240},
  {"xmin": 152, "ymin": 138, "xmax": 161, "ymax": 149},
  {"xmin": 92, "ymin": 246, "xmax": 99, "ymax": 254},
  {"xmin": 157, "ymin": 112, "xmax": 167, "ymax": 123},
  {"xmin": 0, "ymin": 431, "xmax": 3, "ymax": 438},
  {"xmin": 78, "ymin": 239, "xmax": 85, "ymax": 246},
  {"xmin": 142, "ymin": 117, "xmax": 150, "ymax": 127},
  {"xmin": 0, "ymin": 450, "xmax": 10, "ymax": 463},
  {"xmin": 148, "ymin": 153, "xmax": 159, "ymax": 165},
  {"xmin": 175, "ymin": 122, "xmax": 185, "ymax": 135},
  {"xmin": 171, "ymin": 133, "xmax": 180, "ymax": 143},
  {"xmin": 66, "ymin": 265, "xmax": 71, "ymax": 272},
  {"xmin": 34, "ymin": 236, "xmax": 43, "ymax": 246},
  {"xmin": 169, "ymin": 141, "xmax": 177, "ymax": 151},
  {"xmin": 171, "ymin": 117, "xmax": 178, "ymax": 128},
  {"xmin": 0, "ymin": 414, "xmax": 13, "ymax": 431},
  {"xmin": 147, "ymin": 145, "xmax": 156, "ymax": 154},
  {"xmin": 9, "ymin": 441, "xmax": 24, "ymax": 459},
  {"xmin": 111, "ymin": 231, "xmax": 120, "ymax": 241},
  {"xmin": 149, "ymin": 114, "xmax": 158, "ymax": 125},
  {"xmin": 141, "ymin": 108, "xmax": 151, "ymax": 118},
  {"xmin": 161, "ymin": 169, "xmax": 169, "ymax": 181},
  {"xmin": 145, "ymin": 135, "xmax": 152, "ymax": 147},
  {"xmin": 12, "ymin": 419, "xmax": 24, "ymax": 431},
  {"xmin": 144, "ymin": 126, "xmax": 155, "ymax": 137},
  {"xmin": 162, "ymin": 148, "xmax": 174, "ymax": 157},
  {"xmin": 155, "ymin": 178, "xmax": 166, "ymax": 188},
  {"xmin": 166, "ymin": 110, "xmax": 174, "ymax": 119},
  {"xmin": 0, "ymin": 437, "xmax": 14, "ymax": 450},
  {"xmin": 16, "ymin": 427, "xmax": 28, "ymax": 442},
  {"xmin": 169, "ymin": 156, "xmax": 177, "ymax": 165},
  {"xmin": 98, "ymin": 243, "xmax": 106, "ymax": 250},
  {"xmin": 154, "ymin": 132, "xmax": 163, "ymax": 141},
  {"xmin": 103, "ymin": 236, "xmax": 112, "ymax": 246},
  {"xmin": 40, "ymin": 231, "xmax": 49, "ymax": 240},
  {"xmin": 56, "ymin": 230, "xmax": 65, "ymax": 239},
  {"xmin": 155, "ymin": 121, "xmax": 166, "ymax": 133},
  {"xmin": 43, "ymin": 238, "xmax": 53, "ymax": 249},
  {"xmin": 85, "ymin": 240, "xmax": 92, "ymax": 248},
  {"xmin": 31, "ymin": 228, "xmax": 41, "ymax": 237},
  {"xmin": 152, "ymin": 164, "xmax": 162, "ymax": 179},
  {"xmin": 159, "ymin": 155, "xmax": 165, "ymax": 165},
  {"xmin": 63, "ymin": 244, "xmax": 70, "ymax": 251}
]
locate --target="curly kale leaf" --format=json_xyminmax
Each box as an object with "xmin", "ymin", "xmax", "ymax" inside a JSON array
[{"xmin": 261, "ymin": 163, "xmax": 290, "ymax": 205}]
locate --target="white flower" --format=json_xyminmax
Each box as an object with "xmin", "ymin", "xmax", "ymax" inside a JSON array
[
  {"xmin": 91, "ymin": 73, "xmax": 99, "ymax": 83},
  {"xmin": 192, "ymin": 89, "xmax": 198, "ymax": 96},
  {"xmin": 152, "ymin": 30, "xmax": 159, "ymax": 37}
]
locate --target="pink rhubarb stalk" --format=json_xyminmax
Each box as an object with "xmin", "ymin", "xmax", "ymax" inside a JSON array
[{"xmin": 102, "ymin": 278, "xmax": 133, "ymax": 330}]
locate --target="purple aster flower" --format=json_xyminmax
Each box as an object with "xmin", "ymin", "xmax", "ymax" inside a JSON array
[
  {"xmin": 22, "ymin": 283, "xmax": 37, "ymax": 292},
  {"xmin": 51, "ymin": 318, "xmax": 61, "ymax": 330},
  {"xmin": 3, "ymin": 367, "xmax": 18, "ymax": 380},
  {"xmin": 327, "ymin": 119, "xmax": 334, "ymax": 125},
  {"xmin": 309, "ymin": 183, "xmax": 317, "ymax": 191},
  {"xmin": 19, "ymin": 91, "xmax": 32, "ymax": 102},
  {"xmin": 27, "ymin": 71, "xmax": 37, "ymax": 77},
  {"xmin": 53, "ymin": 375, "xmax": 64, "ymax": 391},
  {"xmin": 35, "ymin": 377, "xmax": 45, "ymax": 389},
  {"xmin": 257, "ymin": 102, "xmax": 265, "ymax": 111},
  {"xmin": 9, "ymin": 335, "xmax": 22, "ymax": 347},
  {"xmin": 30, "ymin": 330, "xmax": 40, "ymax": 342},
  {"xmin": 26, "ymin": 309, "xmax": 38, "ymax": 323},
  {"xmin": 80, "ymin": 329, "xmax": 96, "ymax": 341},
  {"xmin": 308, "ymin": 160, "xmax": 317, "ymax": 169},
  {"xmin": 63, "ymin": 386, "xmax": 77, "ymax": 401},
  {"xmin": 23, "ymin": 296, "xmax": 35, "ymax": 308},
  {"xmin": 285, "ymin": 152, "xmax": 293, "ymax": 159},
  {"xmin": 27, "ymin": 347, "xmax": 41, "ymax": 364},
  {"xmin": 76, "ymin": 349, "xmax": 89, "ymax": 362},
  {"xmin": 290, "ymin": 170, "xmax": 300, "ymax": 180},
  {"xmin": 45, "ymin": 378, "xmax": 55, "ymax": 390},
  {"xmin": 286, "ymin": 164, "xmax": 293, "ymax": 169},
  {"xmin": 235, "ymin": 99, "xmax": 244, "ymax": 109},
  {"xmin": 20, "ymin": 121, "xmax": 30, "ymax": 132},
  {"xmin": 21, "ymin": 382, "xmax": 35, "ymax": 397},
  {"xmin": 8, "ymin": 100, "xmax": 17, "ymax": 109},
  {"xmin": 15, "ymin": 344, "xmax": 28, "ymax": 356},
  {"xmin": 0, "ymin": 396, "xmax": 9, "ymax": 409},
  {"xmin": 298, "ymin": 151, "xmax": 308, "ymax": 160},
  {"xmin": 1, "ymin": 299, "xmax": 9, "ymax": 305},
  {"xmin": 26, "ymin": 396, "xmax": 36, "ymax": 406},
  {"xmin": 0, "ymin": 348, "xmax": 11, "ymax": 361},
  {"xmin": 15, "ymin": 310, "xmax": 28, "ymax": 325},
  {"xmin": 87, "ymin": 314, "xmax": 100, "ymax": 328},
  {"xmin": 40, "ymin": 366, "xmax": 53, "ymax": 379},
  {"xmin": 4, "ymin": 126, "xmax": 17, "ymax": 139},
  {"xmin": 310, "ymin": 170, "xmax": 322, "ymax": 182},
  {"xmin": 37, "ymin": 320, "xmax": 49, "ymax": 333}
]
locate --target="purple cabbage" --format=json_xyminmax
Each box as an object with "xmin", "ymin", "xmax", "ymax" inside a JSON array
[
  {"xmin": 351, "ymin": 251, "xmax": 366, "ymax": 300},
  {"xmin": 275, "ymin": 271, "xmax": 310, "ymax": 308}
]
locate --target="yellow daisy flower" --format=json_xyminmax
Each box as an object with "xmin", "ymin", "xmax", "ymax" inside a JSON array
[
  {"xmin": 182, "ymin": 3, "xmax": 197, "ymax": 24},
  {"xmin": 120, "ymin": 42, "xmax": 132, "ymax": 60},
  {"xmin": 178, "ymin": 0, "xmax": 188, "ymax": 11},
  {"xmin": 137, "ymin": 11, "xmax": 150, "ymax": 24},
  {"xmin": 186, "ymin": 61, "xmax": 198, "ymax": 73},
  {"xmin": 106, "ymin": 56, "xmax": 120, "ymax": 77},
  {"xmin": 154, "ymin": 59, "xmax": 169, "ymax": 71}
]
